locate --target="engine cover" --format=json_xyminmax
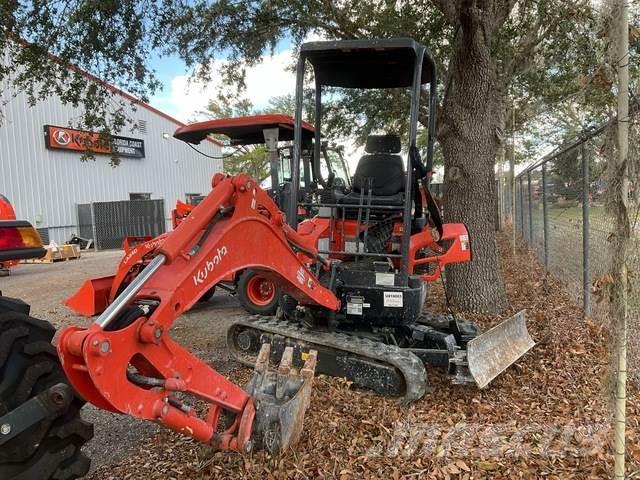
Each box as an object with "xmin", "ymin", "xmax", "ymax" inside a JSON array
[{"xmin": 336, "ymin": 268, "xmax": 422, "ymax": 327}]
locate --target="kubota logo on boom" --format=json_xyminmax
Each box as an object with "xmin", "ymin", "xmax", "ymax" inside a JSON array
[{"xmin": 193, "ymin": 246, "xmax": 229, "ymax": 286}]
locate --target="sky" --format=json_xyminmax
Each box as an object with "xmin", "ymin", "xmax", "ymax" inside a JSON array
[
  {"xmin": 147, "ymin": 42, "xmax": 298, "ymax": 123},
  {"xmin": 143, "ymin": 40, "xmax": 444, "ymax": 179}
]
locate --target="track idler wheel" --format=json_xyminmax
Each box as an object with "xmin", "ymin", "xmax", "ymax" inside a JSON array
[{"xmin": 246, "ymin": 344, "xmax": 317, "ymax": 455}]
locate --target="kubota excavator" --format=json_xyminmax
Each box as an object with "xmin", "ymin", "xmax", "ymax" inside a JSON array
[
  {"xmin": 224, "ymin": 38, "xmax": 534, "ymax": 399},
  {"xmin": 0, "ymin": 38, "xmax": 534, "ymax": 480}
]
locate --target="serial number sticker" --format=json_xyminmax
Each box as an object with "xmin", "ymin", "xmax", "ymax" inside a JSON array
[
  {"xmin": 383, "ymin": 291, "xmax": 403, "ymax": 308},
  {"xmin": 375, "ymin": 272, "xmax": 395, "ymax": 286},
  {"xmin": 345, "ymin": 241, "xmax": 357, "ymax": 253},
  {"xmin": 347, "ymin": 303, "xmax": 363, "ymax": 315},
  {"xmin": 459, "ymin": 234, "xmax": 469, "ymax": 251}
]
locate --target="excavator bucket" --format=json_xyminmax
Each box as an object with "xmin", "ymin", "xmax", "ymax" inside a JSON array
[
  {"xmin": 246, "ymin": 344, "xmax": 317, "ymax": 454},
  {"xmin": 466, "ymin": 310, "xmax": 534, "ymax": 389},
  {"xmin": 64, "ymin": 275, "xmax": 115, "ymax": 317}
]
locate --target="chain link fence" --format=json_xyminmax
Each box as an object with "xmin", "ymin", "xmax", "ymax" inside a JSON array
[{"xmin": 501, "ymin": 109, "xmax": 639, "ymax": 323}]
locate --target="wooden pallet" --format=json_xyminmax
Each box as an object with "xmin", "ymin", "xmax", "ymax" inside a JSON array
[{"xmin": 22, "ymin": 244, "xmax": 81, "ymax": 264}]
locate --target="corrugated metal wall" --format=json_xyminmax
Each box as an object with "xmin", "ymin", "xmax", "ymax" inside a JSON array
[{"xmin": 0, "ymin": 78, "xmax": 222, "ymax": 244}]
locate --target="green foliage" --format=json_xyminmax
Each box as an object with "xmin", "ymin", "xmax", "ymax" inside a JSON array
[
  {"xmin": 509, "ymin": 2, "xmax": 640, "ymax": 164},
  {"xmin": 4, "ymin": 1, "xmax": 637, "ymax": 170},
  {"xmin": 222, "ymin": 145, "xmax": 270, "ymax": 182},
  {"xmin": 0, "ymin": 0, "xmax": 183, "ymax": 165}
]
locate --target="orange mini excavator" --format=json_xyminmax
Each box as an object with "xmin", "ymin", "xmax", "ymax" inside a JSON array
[
  {"xmin": 1, "ymin": 37, "xmax": 534, "ymax": 480},
  {"xmin": 57, "ymin": 39, "xmax": 533, "ymax": 449}
]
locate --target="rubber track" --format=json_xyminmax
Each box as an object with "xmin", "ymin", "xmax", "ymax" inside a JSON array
[{"xmin": 227, "ymin": 316, "xmax": 428, "ymax": 402}]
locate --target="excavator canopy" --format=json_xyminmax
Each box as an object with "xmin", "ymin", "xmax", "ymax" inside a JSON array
[
  {"xmin": 300, "ymin": 38, "xmax": 436, "ymax": 89},
  {"xmin": 173, "ymin": 114, "xmax": 315, "ymax": 145}
]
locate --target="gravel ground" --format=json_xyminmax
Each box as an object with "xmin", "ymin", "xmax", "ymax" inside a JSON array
[{"xmin": 0, "ymin": 250, "xmax": 248, "ymax": 474}]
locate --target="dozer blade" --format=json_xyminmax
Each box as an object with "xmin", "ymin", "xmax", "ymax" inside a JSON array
[
  {"xmin": 466, "ymin": 310, "xmax": 534, "ymax": 389},
  {"xmin": 64, "ymin": 275, "xmax": 115, "ymax": 317},
  {"xmin": 246, "ymin": 344, "xmax": 317, "ymax": 455}
]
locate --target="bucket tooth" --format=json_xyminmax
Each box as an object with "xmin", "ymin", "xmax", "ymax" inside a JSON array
[
  {"xmin": 255, "ymin": 343, "xmax": 270, "ymax": 373},
  {"xmin": 276, "ymin": 347, "xmax": 293, "ymax": 400},
  {"xmin": 300, "ymin": 350, "xmax": 317, "ymax": 380},
  {"xmin": 247, "ymin": 347, "xmax": 318, "ymax": 455},
  {"xmin": 466, "ymin": 310, "xmax": 534, "ymax": 388}
]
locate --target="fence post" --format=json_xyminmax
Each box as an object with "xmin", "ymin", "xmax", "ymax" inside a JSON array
[
  {"xmin": 527, "ymin": 170, "xmax": 533, "ymax": 246},
  {"xmin": 542, "ymin": 163, "xmax": 549, "ymax": 275},
  {"xmin": 90, "ymin": 203, "xmax": 99, "ymax": 251},
  {"xmin": 519, "ymin": 176, "xmax": 524, "ymax": 236},
  {"xmin": 582, "ymin": 141, "xmax": 591, "ymax": 316}
]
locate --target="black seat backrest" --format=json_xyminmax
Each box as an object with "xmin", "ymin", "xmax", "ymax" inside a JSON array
[{"xmin": 353, "ymin": 135, "xmax": 404, "ymax": 196}]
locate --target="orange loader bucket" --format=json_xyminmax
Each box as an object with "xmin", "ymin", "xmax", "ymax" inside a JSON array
[{"xmin": 64, "ymin": 275, "xmax": 115, "ymax": 317}]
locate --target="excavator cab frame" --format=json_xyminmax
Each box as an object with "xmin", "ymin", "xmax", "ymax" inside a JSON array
[{"xmin": 288, "ymin": 39, "xmax": 449, "ymax": 286}]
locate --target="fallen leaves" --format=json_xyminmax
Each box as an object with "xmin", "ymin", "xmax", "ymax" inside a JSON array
[{"xmin": 89, "ymin": 231, "xmax": 639, "ymax": 479}]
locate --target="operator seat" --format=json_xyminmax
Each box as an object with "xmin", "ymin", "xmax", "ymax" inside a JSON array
[{"xmin": 338, "ymin": 134, "xmax": 405, "ymax": 206}]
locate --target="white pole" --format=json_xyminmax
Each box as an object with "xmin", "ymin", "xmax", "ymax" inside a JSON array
[
  {"xmin": 613, "ymin": 0, "xmax": 629, "ymax": 477},
  {"xmin": 511, "ymin": 98, "xmax": 516, "ymax": 256}
]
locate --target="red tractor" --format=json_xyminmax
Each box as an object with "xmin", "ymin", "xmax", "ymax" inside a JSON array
[
  {"xmin": 0, "ymin": 194, "xmax": 21, "ymax": 275},
  {"xmin": 0, "ymin": 218, "xmax": 95, "ymax": 479},
  {"xmin": 66, "ymin": 114, "xmax": 352, "ymax": 317}
]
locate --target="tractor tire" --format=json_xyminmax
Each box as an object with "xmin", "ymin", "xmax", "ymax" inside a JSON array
[
  {"xmin": 0, "ymin": 309, "xmax": 93, "ymax": 480},
  {"xmin": 237, "ymin": 270, "xmax": 279, "ymax": 316}
]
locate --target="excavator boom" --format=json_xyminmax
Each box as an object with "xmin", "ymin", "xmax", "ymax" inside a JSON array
[{"xmin": 58, "ymin": 173, "xmax": 334, "ymax": 453}]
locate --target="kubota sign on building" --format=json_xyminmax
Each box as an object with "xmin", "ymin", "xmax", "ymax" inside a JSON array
[
  {"xmin": 1, "ymin": 76, "xmax": 221, "ymax": 245},
  {"xmin": 43, "ymin": 124, "xmax": 145, "ymax": 158}
]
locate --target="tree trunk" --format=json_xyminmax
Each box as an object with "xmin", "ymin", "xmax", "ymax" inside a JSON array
[{"xmin": 438, "ymin": 8, "xmax": 508, "ymax": 313}]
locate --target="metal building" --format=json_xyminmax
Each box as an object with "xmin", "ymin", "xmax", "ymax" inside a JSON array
[{"xmin": 0, "ymin": 75, "xmax": 222, "ymax": 245}]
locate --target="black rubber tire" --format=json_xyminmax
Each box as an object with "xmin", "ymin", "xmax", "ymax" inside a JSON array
[
  {"xmin": 237, "ymin": 270, "xmax": 279, "ymax": 316},
  {"xmin": 0, "ymin": 309, "xmax": 93, "ymax": 480}
]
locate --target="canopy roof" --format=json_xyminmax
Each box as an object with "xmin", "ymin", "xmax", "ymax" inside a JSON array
[
  {"xmin": 301, "ymin": 38, "xmax": 435, "ymax": 89},
  {"xmin": 173, "ymin": 114, "xmax": 315, "ymax": 145}
]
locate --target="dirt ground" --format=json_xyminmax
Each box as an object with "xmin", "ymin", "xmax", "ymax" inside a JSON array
[{"xmin": 2, "ymin": 234, "xmax": 639, "ymax": 478}]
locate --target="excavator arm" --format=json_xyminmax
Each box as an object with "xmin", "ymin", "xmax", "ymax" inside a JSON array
[{"xmin": 58, "ymin": 174, "xmax": 336, "ymax": 453}]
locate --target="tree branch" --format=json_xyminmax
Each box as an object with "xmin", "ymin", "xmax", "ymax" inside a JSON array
[
  {"xmin": 496, "ymin": 0, "xmax": 518, "ymax": 27},
  {"xmin": 430, "ymin": 0, "xmax": 459, "ymax": 25}
]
